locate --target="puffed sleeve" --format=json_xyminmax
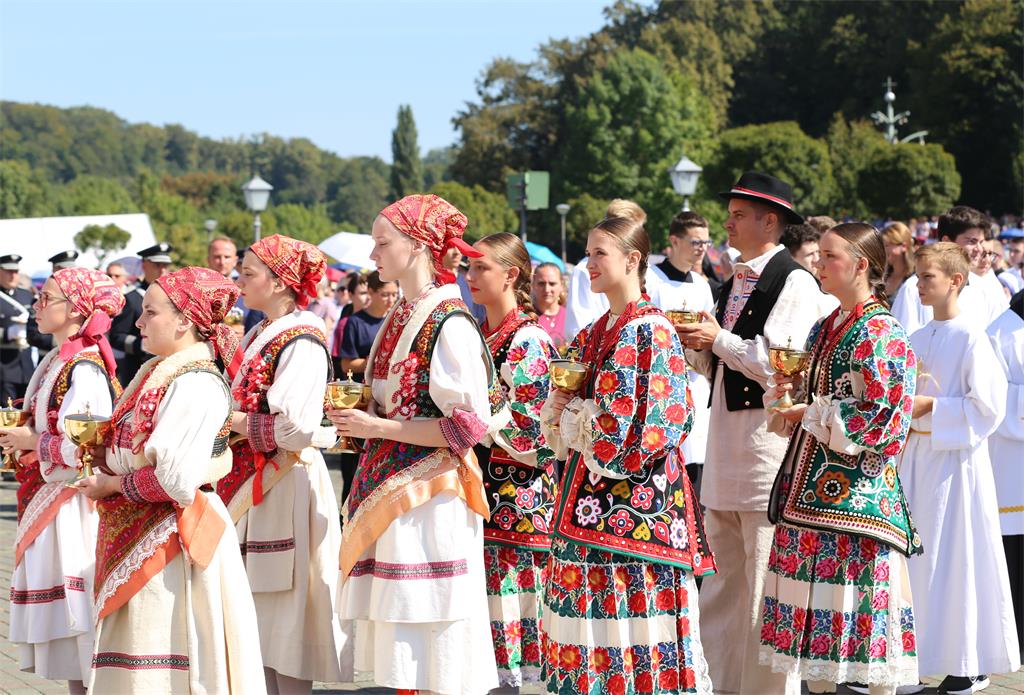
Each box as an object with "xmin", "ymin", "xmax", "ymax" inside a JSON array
[
  {"xmin": 492, "ymin": 327, "xmax": 555, "ymax": 467},
  {"xmin": 247, "ymin": 337, "xmax": 331, "ymax": 453},
  {"xmin": 140, "ymin": 371, "xmax": 231, "ymax": 507},
  {"xmin": 544, "ymin": 317, "xmax": 692, "ymax": 479},
  {"xmin": 38, "ymin": 361, "xmax": 113, "ymax": 474},
  {"xmin": 429, "ymin": 314, "xmax": 497, "ymax": 455},
  {"xmin": 800, "ymin": 316, "xmax": 917, "ymax": 458},
  {"xmin": 930, "ymin": 331, "xmax": 1007, "ymax": 451}
]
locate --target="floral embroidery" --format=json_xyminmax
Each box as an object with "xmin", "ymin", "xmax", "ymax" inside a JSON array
[{"xmin": 484, "ymin": 546, "xmax": 547, "ymax": 686}]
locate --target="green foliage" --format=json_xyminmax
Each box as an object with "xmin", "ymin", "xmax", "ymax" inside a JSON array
[
  {"xmin": 268, "ymin": 204, "xmax": 335, "ymax": 244},
  {"xmin": 703, "ymin": 122, "xmax": 835, "ymax": 216},
  {"xmin": 429, "ymin": 181, "xmax": 518, "ymax": 242},
  {"xmin": 390, "ymin": 105, "xmax": 424, "ymax": 200},
  {"xmin": 0, "ymin": 160, "xmax": 51, "ymax": 218},
  {"xmin": 74, "ymin": 223, "xmax": 131, "ymax": 266},
  {"xmin": 56, "ymin": 175, "xmax": 136, "ymax": 216},
  {"xmin": 328, "ymin": 156, "xmax": 390, "ymax": 231},
  {"xmin": 826, "ymin": 114, "xmax": 888, "ymax": 218},
  {"xmin": 563, "ymin": 193, "xmax": 611, "ymax": 259},
  {"xmin": 423, "ymin": 147, "xmax": 453, "ymax": 189},
  {"xmin": 859, "ymin": 143, "xmax": 961, "ymax": 219},
  {"xmin": 133, "ymin": 171, "xmax": 204, "ymax": 265}
]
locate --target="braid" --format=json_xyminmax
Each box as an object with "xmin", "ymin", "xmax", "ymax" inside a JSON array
[
  {"xmin": 638, "ymin": 257, "xmax": 648, "ymax": 295},
  {"xmin": 872, "ymin": 280, "xmax": 890, "ymax": 309},
  {"xmin": 514, "ymin": 275, "xmax": 536, "ymax": 320}
]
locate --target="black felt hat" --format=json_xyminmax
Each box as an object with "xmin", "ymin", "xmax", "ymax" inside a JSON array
[{"xmin": 719, "ymin": 171, "xmax": 803, "ymax": 225}]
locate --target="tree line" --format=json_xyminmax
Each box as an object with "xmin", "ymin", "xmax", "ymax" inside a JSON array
[{"xmin": 1, "ymin": 0, "xmax": 1019, "ymax": 264}]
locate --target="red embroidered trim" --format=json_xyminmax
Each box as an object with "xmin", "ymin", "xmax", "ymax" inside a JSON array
[
  {"xmin": 120, "ymin": 466, "xmax": 172, "ymax": 503},
  {"xmin": 37, "ymin": 431, "xmax": 65, "ymax": 468},
  {"xmin": 65, "ymin": 575, "xmax": 85, "ymax": 592},
  {"xmin": 92, "ymin": 652, "xmax": 189, "ymax": 671},
  {"xmin": 247, "ymin": 413, "xmax": 277, "ymax": 453},
  {"xmin": 439, "ymin": 407, "xmax": 487, "ymax": 455},
  {"xmin": 349, "ymin": 558, "xmax": 468, "ymax": 580},
  {"xmin": 10, "ymin": 583, "xmax": 66, "ymax": 604},
  {"xmin": 240, "ymin": 538, "xmax": 295, "ymax": 555}
]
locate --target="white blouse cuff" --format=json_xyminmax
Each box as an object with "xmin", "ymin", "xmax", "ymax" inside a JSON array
[
  {"xmin": 540, "ymin": 399, "xmax": 568, "ymax": 460},
  {"xmin": 801, "ymin": 395, "xmax": 861, "ymax": 455},
  {"xmin": 558, "ymin": 398, "xmax": 627, "ymax": 479}
]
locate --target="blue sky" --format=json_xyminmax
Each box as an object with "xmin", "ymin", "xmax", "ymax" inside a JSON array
[{"xmin": 0, "ymin": 0, "xmax": 609, "ymax": 161}]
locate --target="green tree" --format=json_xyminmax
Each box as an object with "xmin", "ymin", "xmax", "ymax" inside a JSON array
[
  {"xmin": 558, "ymin": 47, "xmax": 714, "ymax": 246},
  {"xmin": 826, "ymin": 114, "xmax": 887, "ymax": 218},
  {"xmin": 74, "ymin": 223, "xmax": 131, "ymax": 267},
  {"xmin": 703, "ymin": 121, "xmax": 835, "ymax": 217},
  {"xmin": 430, "ymin": 181, "xmax": 518, "ymax": 242},
  {"xmin": 269, "ymin": 204, "xmax": 335, "ymax": 244},
  {"xmin": 390, "ymin": 105, "xmax": 424, "ymax": 200},
  {"xmin": 328, "ymin": 157, "xmax": 390, "ymax": 230},
  {"xmin": 859, "ymin": 143, "xmax": 961, "ymax": 219},
  {"xmin": 0, "ymin": 160, "xmax": 51, "ymax": 218},
  {"xmin": 423, "ymin": 147, "xmax": 453, "ymax": 189},
  {"xmin": 563, "ymin": 193, "xmax": 611, "ymax": 260},
  {"xmin": 56, "ymin": 175, "xmax": 136, "ymax": 216},
  {"xmin": 134, "ymin": 171, "xmax": 204, "ymax": 265}
]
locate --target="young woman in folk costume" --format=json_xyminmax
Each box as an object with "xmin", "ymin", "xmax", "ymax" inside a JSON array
[
  {"xmin": 760, "ymin": 224, "xmax": 921, "ymax": 695},
  {"xmin": 328, "ymin": 194, "xmax": 509, "ymax": 695},
  {"xmin": 466, "ymin": 232, "xmax": 558, "ymax": 692},
  {"xmin": 543, "ymin": 200, "xmax": 715, "ymax": 695},
  {"xmin": 221, "ymin": 234, "xmax": 343, "ymax": 693},
  {"xmin": 74, "ymin": 267, "xmax": 264, "ymax": 693},
  {"xmin": 0, "ymin": 268, "xmax": 122, "ymax": 694}
]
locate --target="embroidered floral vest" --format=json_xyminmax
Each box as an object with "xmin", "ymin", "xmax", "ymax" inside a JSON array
[
  {"xmin": 16, "ymin": 352, "xmax": 120, "ymax": 521},
  {"xmin": 552, "ymin": 300, "xmax": 716, "ymax": 575},
  {"xmin": 768, "ymin": 300, "xmax": 922, "ymax": 556},
  {"xmin": 477, "ymin": 312, "xmax": 557, "ymax": 550},
  {"xmin": 95, "ymin": 348, "xmax": 231, "ymax": 620},
  {"xmin": 216, "ymin": 325, "xmax": 329, "ymax": 509},
  {"xmin": 339, "ymin": 284, "xmax": 507, "ymax": 577}
]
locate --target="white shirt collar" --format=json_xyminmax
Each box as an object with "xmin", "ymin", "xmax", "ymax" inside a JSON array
[{"xmin": 735, "ymin": 244, "xmax": 787, "ymax": 275}]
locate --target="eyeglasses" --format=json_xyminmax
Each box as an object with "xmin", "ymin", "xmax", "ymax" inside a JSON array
[
  {"xmin": 688, "ymin": 239, "xmax": 714, "ymax": 249},
  {"xmin": 36, "ymin": 292, "xmax": 68, "ymax": 309},
  {"xmin": 984, "ymin": 251, "xmax": 1002, "ymax": 261}
]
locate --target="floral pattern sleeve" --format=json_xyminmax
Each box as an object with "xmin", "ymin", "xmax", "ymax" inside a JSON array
[
  {"xmin": 495, "ymin": 329, "xmax": 556, "ymax": 468},
  {"xmin": 559, "ymin": 317, "xmax": 692, "ymax": 479},
  {"xmin": 802, "ymin": 315, "xmax": 917, "ymax": 458}
]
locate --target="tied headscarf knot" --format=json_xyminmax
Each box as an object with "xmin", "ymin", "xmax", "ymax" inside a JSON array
[
  {"xmin": 379, "ymin": 194, "xmax": 481, "ymax": 285},
  {"xmin": 52, "ymin": 268, "xmax": 125, "ymax": 379},
  {"xmin": 249, "ymin": 235, "xmax": 326, "ymax": 309}
]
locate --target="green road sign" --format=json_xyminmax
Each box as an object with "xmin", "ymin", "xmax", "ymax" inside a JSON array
[{"xmin": 506, "ymin": 171, "xmax": 550, "ymax": 211}]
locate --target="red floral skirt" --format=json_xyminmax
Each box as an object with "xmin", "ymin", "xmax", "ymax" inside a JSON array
[{"xmin": 484, "ymin": 544, "xmax": 548, "ymax": 687}]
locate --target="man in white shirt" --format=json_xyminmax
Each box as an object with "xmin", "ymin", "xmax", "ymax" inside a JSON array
[
  {"xmin": 891, "ymin": 206, "xmax": 1008, "ymax": 335},
  {"xmin": 678, "ymin": 172, "xmax": 835, "ymax": 695}
]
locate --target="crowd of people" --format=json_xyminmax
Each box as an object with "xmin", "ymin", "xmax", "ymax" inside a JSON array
[{"xmin": 0, "ymin": 172, "xmax": 1020, "ymax": 695}]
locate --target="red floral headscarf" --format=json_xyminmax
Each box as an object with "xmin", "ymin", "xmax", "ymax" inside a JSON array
[
  {"xmin": 53, "ymin": 267, "xmax": 125, "ymax": 378},
  {"xmin": 155, "ymin": 267, "xmax": 243, "ymax": 379},
  {"xmin": 378, "ymin": 194, "xmax": 481, "ymax": 284},
  {"xmin": 248, "ymin": 234, "xmax": 325, "ymax": 309}
]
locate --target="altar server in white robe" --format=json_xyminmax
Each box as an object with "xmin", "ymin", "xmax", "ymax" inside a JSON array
[{"xmin": 899, "ymin": 243, "xmax": 1020, "ymax": 692}]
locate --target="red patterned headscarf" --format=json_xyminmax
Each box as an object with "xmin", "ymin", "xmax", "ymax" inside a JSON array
[
  {"xmin": 248, "ymin": 234, "xmax": 325, "ymax": 309},
  {"xmin": 378, "ymin": 194, "xmax": 481, "ymax": 284},
  {"xmin": 53, "ymin": 267, "xmax": 125, "ymax": 379},
  {"xmin": 155, "ymin": 267, "xmax": 243, "ymax": 380}
]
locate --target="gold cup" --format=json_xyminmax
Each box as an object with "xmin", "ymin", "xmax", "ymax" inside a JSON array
[
  {"xmin": 767, "ymin": 337, "xmax": 811, "ymax": 410},
  {"xmin": 64, "ymin": 407, "xmax": 112, "ymax": 485},
  {"xmin": 326, "ymin": 371, "xmax": 365, "ymax": 454},
  {"xmin": 548, "ymin": 356, "xmax": 591, "ymax": 431},
  {"xmin": 666, "ymin": 309, "xmax": 703, "ymax": 327},
  {"xmin": 0, "ymin": 399, "xmax": 29, "ymax": 471}
]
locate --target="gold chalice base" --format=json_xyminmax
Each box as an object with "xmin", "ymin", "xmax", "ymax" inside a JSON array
[
  {"xmin": 767, "ymin": 347, "xmax": 811, "ymax": 410},
  {"xmin": 0, "ymin": 409, "xmax": 29, "ymax": 471},
  {"xmin": 666, "ymin": 310, "xmax": 702, "ymax": 326}
]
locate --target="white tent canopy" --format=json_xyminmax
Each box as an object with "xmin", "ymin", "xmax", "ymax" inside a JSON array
[
  {"xmin": 0, "ymin": 213, "xmax": 158, "ymax": 278},
  {"xmin": 318, "ymin": 231, "xmax": 375, "ymax": 270}
]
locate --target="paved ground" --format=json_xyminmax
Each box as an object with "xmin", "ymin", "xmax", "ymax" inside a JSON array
[{"xmin": 0, "ymin": 462, "xmax": 1020, "ymax": 694}]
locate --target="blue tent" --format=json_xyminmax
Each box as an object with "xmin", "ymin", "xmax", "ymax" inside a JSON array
[
  {"xmin": 524, "ymin": 241, "xmax": 564, "ymax": 272},
  {"xmin": 998, "ymin": 227, "xmax": 1024, "ymax": 240}
]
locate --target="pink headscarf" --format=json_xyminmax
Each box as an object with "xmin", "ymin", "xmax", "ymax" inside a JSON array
[
  {"xmin": 53, "ymin": 268, "xmax": 125, "ymax": 378},
  {"xmin": 378, "ymin": 194, "xmax": 481, "ymax": 284},
  {"xmin": 155, "ymin": 267, "xmax": 243, "ymax": 380},
  {"xmin": 249, "ymin": 235, "xmax": 326, "ymax": 309}
]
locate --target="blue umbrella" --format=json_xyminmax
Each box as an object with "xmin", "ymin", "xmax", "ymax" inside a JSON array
[
  {"xmin": 524, "ymin": 241, "xmax": 564, "ymax": 272},
  {"xmin": 998, "ymin": 227, "xmax": 1024, "ymax": 240}
]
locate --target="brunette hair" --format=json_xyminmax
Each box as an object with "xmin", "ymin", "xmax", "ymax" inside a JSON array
[
  {"xmin": 828, "ymin": 222, "xmax": 890, "ymax": 308},
  {"xmin": 476, "ymin": 232, "xmax": 535, "ymax": 318},
  {"xmin": 806, "ymin": 215, "xmax": 838, "ymax": 234},
  {"xmin": 915, "ymin": 242, "xmax": 970, "ymax": 293},
  {"xmin": 533, "ymin": 262, "xmax": 567, "ymax": 307},
  {"xmin": 938, "ymin": 206, "xmax": 990, "ymax": 241},
  {"xmin": 591, "ymin": 199, "xmax": 650, "ymax": 293},
  {"xmin": 780, "ymin": 223, "xmax": 820, "ymax": 254},
  {"xmin": 346, "ymin": 271, "xmax": 368, "ymax": 293},
  {"xmin": 366, "ymin": 270, "xmax": 395, "ymax": 292},
  {"xmin": 882, "ymin": 221, "xmax": 916, "ymax": 278},
  {"xmin": 669, "ymin": 211, "xmax": 708, "ymax": 237}
]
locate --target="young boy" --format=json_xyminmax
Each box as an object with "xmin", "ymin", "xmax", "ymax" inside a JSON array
[{"xmin": 900, "ymin": 242, "xmax": 1021, "ymax": 694}]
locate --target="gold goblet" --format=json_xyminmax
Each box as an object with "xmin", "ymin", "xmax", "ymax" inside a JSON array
[
  {"xmin": 767, "ymin": 337, "xmax": 811, "ymax": 410},
  {"xmin": 64, "ymin": 407, "xmax": 112, "ymax": 486},
  {"xmin": 0, "ymin": 399, "xmax": 29, "ymax": 471},
  {"xmin": 326, "ymin": 371, "xmax": 365, "ymax": 454},
  {"xmin": 548, "ymin": 355, "xmax": 591, "ymax": 431},
  {"xmin": 666, "ymin": 308, "xmax": 703, "ymax": 327}
]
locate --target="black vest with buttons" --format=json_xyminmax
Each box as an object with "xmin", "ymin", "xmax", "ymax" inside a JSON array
[{"xmin": 711, "ymin": 250, "xmax": 809, "ymax": 411}]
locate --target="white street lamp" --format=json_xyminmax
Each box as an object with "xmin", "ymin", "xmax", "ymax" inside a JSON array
[
  {"xmin": 555, "ymin": 203, "xmax": 571, "ymax": 266},
  {"xmin": 242, "ymin": 175, "xmax": 273, "ymax": 242},
  {"xmin": 204, "ymin": 218, "xmax": 218, "ymax": 242},
  {"xmin": 669, "ymin": 155, "xmax": 702, "ymax": 212}
]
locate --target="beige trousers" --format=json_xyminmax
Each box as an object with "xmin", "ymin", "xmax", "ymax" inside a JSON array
[{"xmin": 698, "ymin": 509, "xmax": 799, "ymax": 695}]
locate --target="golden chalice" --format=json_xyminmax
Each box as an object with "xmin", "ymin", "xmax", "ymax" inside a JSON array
[
  {"xmin": 326, "ymin": 371, "xmax": 365, "ymax": 454},
  {"xmin": 666, "ymin": 308, "xmax": 703, "ymax": 327},
  {"xmin": 548, "ymin": 351, "xmax": 591, "ymax": 431},
  {"xmin": 64, "ymin": 407, "xmax": 112, "ymax": 486},
  {"xmin": 223, "ymin": 307, "xmax": 244, "ymax": 326},
  {"xmin": 767, "ymin": 337, "xmax": 811, "ymax": 410},
  {"xmin": 0, "ymin": 399, "xmax": 29, "ymax": 471}
]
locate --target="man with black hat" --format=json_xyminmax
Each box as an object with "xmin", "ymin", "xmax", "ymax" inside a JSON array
[
  {"xmin": 0, "ymin": 254, "xmax": 38, "ymax": 403},
  {"xmin": 109, "ymin": 242, "xmax": 173, "ymax": 384},
  {"xmin": 678, "ymin": 172, "xmax": 836, "ymax": 695},
  {"xmin": 47, "ymin": 249, "xmax": 79, "ymax": 272}
]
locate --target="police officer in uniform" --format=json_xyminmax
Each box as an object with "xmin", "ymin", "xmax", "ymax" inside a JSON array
[
  {"xmin": 47, "ymin": 249, "xmax": 79, "ymax": 273},
  {"xmin": 0, "ymin": 254, "xmax": 37, "ymax": 403},
  {"xmin": 109, "ymin": 242, "xmax": 173, "ymax": 385}
]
